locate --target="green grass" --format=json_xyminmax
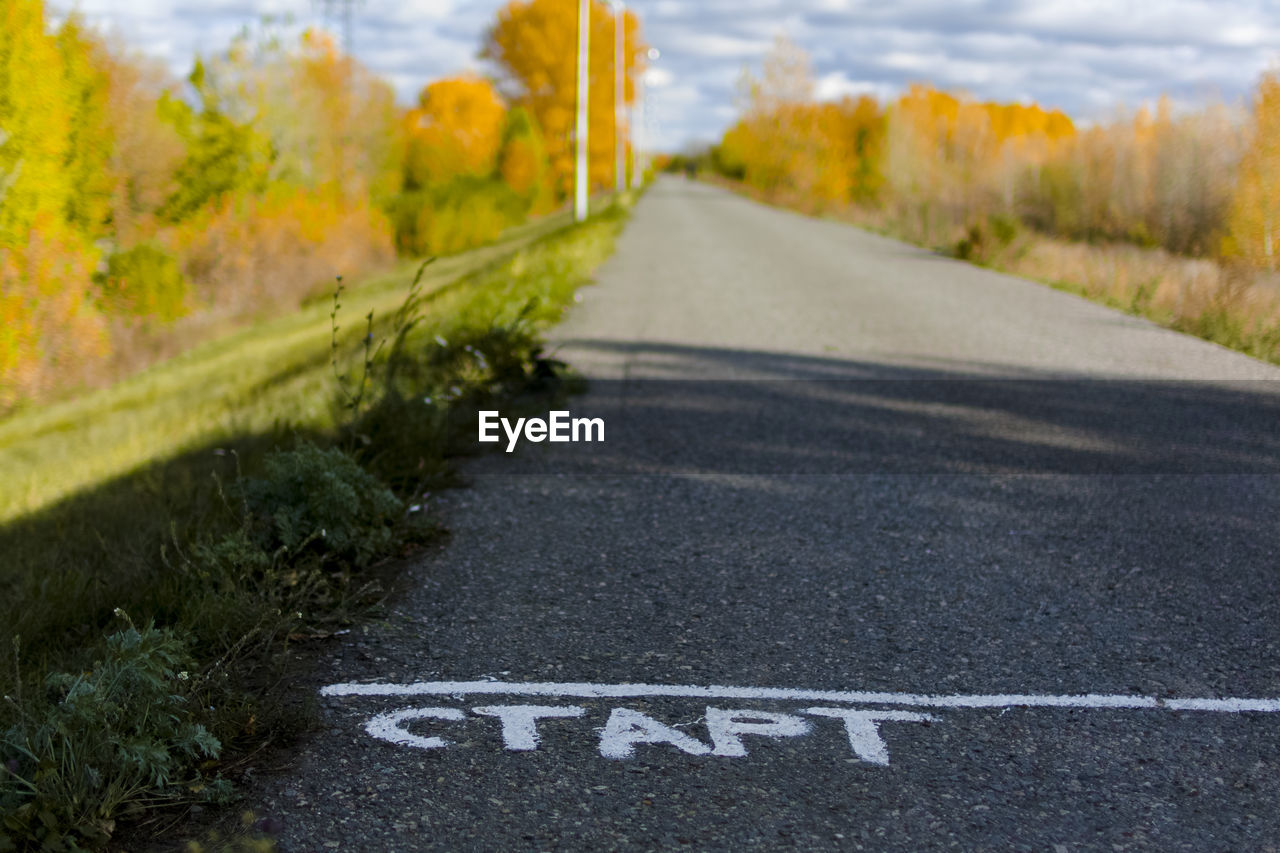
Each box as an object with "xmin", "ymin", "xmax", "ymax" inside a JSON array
[
  {"xmin": 0, "ymin": 198, "xmax": 632, "ymax": 851},
  {"xmin": 0, "ymin": 213, "xmax": 572, "ymax": 526}
]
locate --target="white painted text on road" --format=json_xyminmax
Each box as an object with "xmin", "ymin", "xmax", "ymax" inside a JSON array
[
  {"xmin": 362, "ymin": 704, "xmax": 933, "ymax": 765},
  {"xmin": 324, "ymin": 678, "xmax": 1280, "ymax": 767}
]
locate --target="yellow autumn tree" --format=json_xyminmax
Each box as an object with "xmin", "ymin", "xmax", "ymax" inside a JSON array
[
  {"xmin": 0, "ymin": 0, "xmax": 72, "ymax": 242},
  {"xmin": 0, "ymin": 10, "xmax": 415, "ymax": 408},
  {"xmin": 483, "ymin": 0, "xmax": 646, "ymax": 197},
  {"xmin": 289, "ymin": 30, "xmax": 401, "ymax": 200},
  {"xmin": 716, "ymin": 38, "xmax": 1246, "ymax": 263},
  {"xmin": 730, "ymin": 35, "xmax": 817, "ymax": 196},
  {"xmin": 0, "ymin": 0, "xmax": 107, "ymax": 406},
  {"xmin": 1227, "ymin": 70, "xmax": 1280, "ymax": 270},
  {"xmin": 719, "ymin": 37, "xmax": 885, "ymax": 208},
  {"xmin": 200, "ymin": 27, "xmax": 400, "ymax": 202},
  {"xmin": 829, "ymin": 95, "xmax": 887, "ymax": 204},
  {"xmin": 1019, "ymin": 98, "xmax": 1236, "ymax": 254},
  {"xmin": 877, "ymin": 83, "xmax": 1079, "ymax": 244}
]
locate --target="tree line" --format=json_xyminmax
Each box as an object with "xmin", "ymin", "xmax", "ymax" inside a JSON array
[
  {"xmin": 0, "ymin": 0, "xmax": 647, "ymax": 410},
  {"xmin": 710, "ymin": 37, "xmax": 1278, "ymax": 273}
]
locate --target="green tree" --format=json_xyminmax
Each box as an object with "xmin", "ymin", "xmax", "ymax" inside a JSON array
[
  {"xmin": 159, "ymin": 59, "xmax": 271, "ymax": 222},
  {"xmin": 56, "ymin": 16, "xmax": 115, "ymax": 238}
]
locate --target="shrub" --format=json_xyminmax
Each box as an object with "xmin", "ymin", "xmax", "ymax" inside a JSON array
[
  {"xmin": 169, "ymin": 187, "xmax": 395, "ymax": 317},
  {"xmin": 953, "ymin": 213, "xmax": 1021, "ymax": 264},
  {"xmin": 350, "ymin": 312, "xmax": 568, "ymax": 492},
  {"xmin": 391, "ymin": 180, "xmax": 524, "ymax": 257},
  {"xmin": 96, "ymin": 243, "xmax": 189, "ymax": 321},
  {"xmin": 0, "ymin": 217, "xmax": 110, "ymax": 411},
  {"xmin": 498, "ymin": 108, "xmax": 553, "ymax": 214},
  {"xmin": 1, "ymin": 624, "xmax": 225, "ymax": 850},
  {"xmin": 0, "ymin": 204, "xmax": 625, "ymax": 850},
  {"xmin": 234, "ymin": 441, "xmax": 404, "ymax": 569}
]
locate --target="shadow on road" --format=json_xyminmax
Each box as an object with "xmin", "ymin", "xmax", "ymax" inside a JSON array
[{"xmin": 534, "ymin": 340, "xmax": 1280, "ymax": 475}]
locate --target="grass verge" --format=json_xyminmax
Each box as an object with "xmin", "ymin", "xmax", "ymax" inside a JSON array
[
  {"xmin": 0, "ymin": 213, "xmax": 573, "ymax": 527},
  {"xmin": 0, "ymin": 198, "xmax": 632, "ymax": 851}
]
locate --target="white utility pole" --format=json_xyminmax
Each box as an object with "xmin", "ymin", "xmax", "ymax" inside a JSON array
[
  {"xmin": 575, "ymin": 0, "xmax": 591, "ymax": 222},
  {"xmin": 611, "ymin": 1, "xmax": 626, "ymax": 194}
]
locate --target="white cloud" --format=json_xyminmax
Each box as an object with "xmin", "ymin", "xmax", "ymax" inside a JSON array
[
  {"xmin": 662, "ymin": 31, "xmax": 771, "ymax": 59},
  {"xmin": 50, "ymin": 0, "xmax": 1280, "ymax": 151},
  {"xmin": 645, "ymin": 67, "xmax": 676, "ymax": 88},
  {"xmin": 814, "ymin": 72, "xmax": 895, "ymax": 103}
]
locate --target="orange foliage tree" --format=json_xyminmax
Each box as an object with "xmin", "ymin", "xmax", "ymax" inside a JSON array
[
  {"xmin": 285, "ymin": 30, "xmax": 402, "ymax": 201},
  {"xmin": 483, "ymin": 0, "xmax": 646, "ymax": 197},
  {"xmin": 885, "ymin": 83, "xmax": 1075, "ymax": 242},
  {"xmin": 716, "ymin": 38, "xmax": 1252, "ymax": 261},
  {"xmin": 392, "ymin": 75, "xmax": 536, "ymax": 257},
  {"xmin": 719, "ymin": 37, "xmax": 886, "ymax": 208},
  {"xmin": 404, "ymin": 75, "xmax": 508, "ymax": 189}
]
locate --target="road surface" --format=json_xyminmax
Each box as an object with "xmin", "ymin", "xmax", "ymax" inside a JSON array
[{"xmin": 258, "ymin": 177, "xmax": 1280, "ymax": 851}]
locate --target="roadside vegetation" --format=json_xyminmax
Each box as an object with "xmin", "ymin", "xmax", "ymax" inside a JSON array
[
  {"xmin": 0, "ymin": 0, "xmax": 651, "ymax": 846},
  {"xmin": 0, "ymin": 200, "xmax": 631, "ymax": 850},
  {"xmin": 0, "ymin": 0, "xmax": 648, "ymax": 413},
  {"xmin": 693, "ymin": 37, "xmax": 1280, "ymax": 365},
  {"xmin": 0, "ymin": 216, "xmax": 565, "ymax": 526}
]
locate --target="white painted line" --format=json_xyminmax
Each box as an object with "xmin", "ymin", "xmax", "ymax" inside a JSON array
[
  {"xmin": 1161, "ymin": 697, "xmax": 1280, "ymax": 713},
  {"xmin": 320, "ymin": 680, "xmax": 1280, "ymax": 713}
]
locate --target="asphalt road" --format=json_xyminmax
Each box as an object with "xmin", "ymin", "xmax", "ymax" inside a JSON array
[{"xmin": 257, "ymin": 177, "xmax": 1280, "ymax": 851}]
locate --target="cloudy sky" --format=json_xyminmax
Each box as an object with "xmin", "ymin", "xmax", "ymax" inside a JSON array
[{"xmin": 60, "ymin": 0, "xmax": 1280, "ymax": 150}]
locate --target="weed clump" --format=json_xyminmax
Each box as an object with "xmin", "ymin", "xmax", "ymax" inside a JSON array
[
  {"xmin": 236, "ymin": 442, "xmax": 404, "ymax": 569},
  {"xmin": 1, "ymin": 623, "xmax": 228, "ymax": 849},
  {"xmin": 952, "ymin": 213, "xmax": 1021, "ymax": 264}
]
